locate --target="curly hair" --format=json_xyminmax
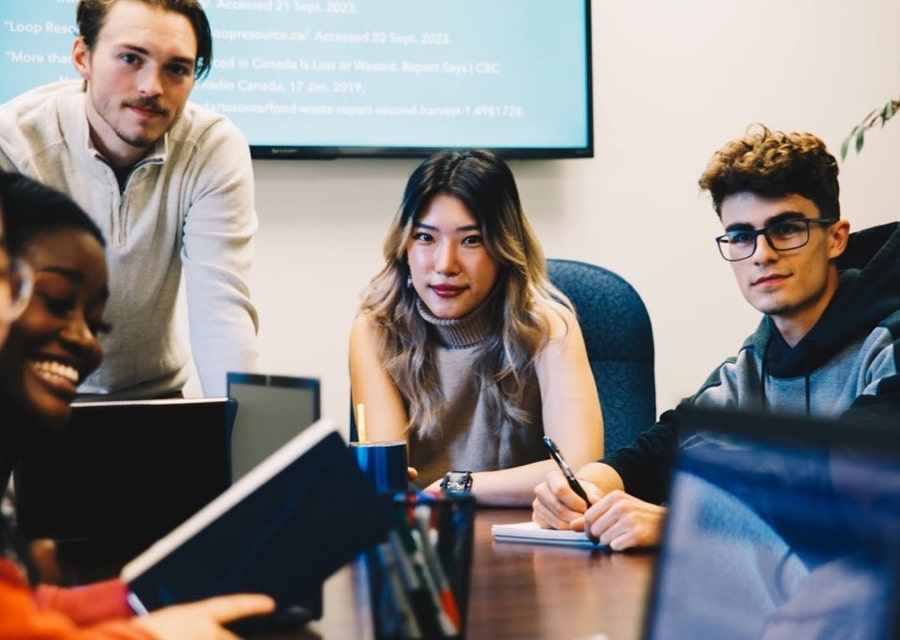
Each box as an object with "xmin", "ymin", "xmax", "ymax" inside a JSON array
[
  {"xmin": 698, "ymin": 124, "xmax": 840, "ymax": 220},
  {"xmin": 358, "ymin": 149, "xmax": 571, "ymax": 436}
]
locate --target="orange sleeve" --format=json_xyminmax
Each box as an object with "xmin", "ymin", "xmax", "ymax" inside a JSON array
[
  {"xmin": 34, "ymin": 578, "xmax": 134, "ymax": 626},
  {"xmin": 0, "ymin": 559, "xmax": 155, "ymax": 640}
]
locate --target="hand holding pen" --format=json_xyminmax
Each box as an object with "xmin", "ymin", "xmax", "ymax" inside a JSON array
[{"xmin": 542, "ymin": 436, "xmax": 601, "ymax": 545}]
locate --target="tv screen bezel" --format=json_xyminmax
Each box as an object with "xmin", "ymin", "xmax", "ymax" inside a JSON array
[
  {"xmin": 0, "ymin": 1, "xmax": 594, "ymax": 162},
  {"xmin": 244, "ymin": 1, "xmax": 594, "ymax": 161}
]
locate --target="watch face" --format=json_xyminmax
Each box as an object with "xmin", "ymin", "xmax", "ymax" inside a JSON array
[
  {"xmin": 442, "ymin": 471, "xmax": 472, "ymax": 494},
  {"xmin": 445, "ymin": 477, "xmax": 467, "ymax": 492}
]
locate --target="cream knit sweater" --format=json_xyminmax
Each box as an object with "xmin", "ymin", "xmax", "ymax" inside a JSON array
[{"xmin": 0, "ymin": 81, "xmax": 259, "ymax": 397}]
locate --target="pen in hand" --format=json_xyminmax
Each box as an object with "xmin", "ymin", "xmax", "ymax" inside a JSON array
[{"xmin": 542, "ymin": 436, "xmax": 601, "ymax": 546}]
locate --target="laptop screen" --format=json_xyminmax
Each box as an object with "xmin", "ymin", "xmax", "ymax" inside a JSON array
[
  {"xmin": 225, "ymin": 373, "xmax": 324, "ymax": 624},
  {"xmin": 643, "ymin": 408, "xmax": 900, "ymax": 640},
  {"xmin": 227, "ymin": 373, "xmax": 321, "ymax": 482},
  {"xmin": 14, "ymin": 398, "xmax": 235, "ymax": 559}
]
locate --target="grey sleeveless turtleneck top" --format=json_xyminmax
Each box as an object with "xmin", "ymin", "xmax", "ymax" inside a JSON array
[{"xmin": 408, "ymin": 299, "xmax": 545, "ymax": 487}]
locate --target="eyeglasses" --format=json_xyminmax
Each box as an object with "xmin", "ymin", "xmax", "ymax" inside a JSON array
[
  {"xmin": 0, "ymin": 254, "xmax": 34, "ymax": 322},
  {"xmin": 715, "ymin": 218, "xmax": 837, "ymax": 262}
]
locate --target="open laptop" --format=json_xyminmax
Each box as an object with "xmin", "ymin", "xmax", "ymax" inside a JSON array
[
  {"xmin": 226, "ymin": 372, "xmax": 321, "ymax": 482},
  {"xmin": 226, "ymin": 372, "xmax": 323, "ymax": 624},
  {"xmin": 14, "ymin": 397, "xmax": 235, "ymax": 563},
  {"xmin": 642, "ymin": 407, "xmax": 900, "ymax": 640}
]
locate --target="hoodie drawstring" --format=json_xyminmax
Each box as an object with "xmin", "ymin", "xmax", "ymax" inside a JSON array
[
  {"xmin": 760, "ymin": 335, "xmax": 772, "ymax": 412},
  {"xmin": 804, "ymin": 339, "xmax": 813, "ymax": 416},
  {"xmin": 762, "ymin": 332, "xmax": 814, "ymax": 417}
]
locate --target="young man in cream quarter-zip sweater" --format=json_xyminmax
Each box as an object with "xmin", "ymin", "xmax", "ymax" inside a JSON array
[{"xmin": 0, "ymin": 0, "xmax": 260, "ymax": 399}]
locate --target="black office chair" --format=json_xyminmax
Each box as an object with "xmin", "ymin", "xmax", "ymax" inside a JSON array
[{"xmin": 547, "ymin": 258, "xmax": 656, "ymax": 454}]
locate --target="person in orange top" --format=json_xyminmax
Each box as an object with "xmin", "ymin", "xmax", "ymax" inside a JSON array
[{"xmin": 0, "ymin": 170, "xmax": 274, "ymax": 639}]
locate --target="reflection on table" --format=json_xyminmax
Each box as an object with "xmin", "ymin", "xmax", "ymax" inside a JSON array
[
  {"xmin": 60, "ymin": 508, "xmax": 654, "ymax": 640},
  {"xmin": 280, "ymin": 508, "xmax": 655, "ymax": 640}
]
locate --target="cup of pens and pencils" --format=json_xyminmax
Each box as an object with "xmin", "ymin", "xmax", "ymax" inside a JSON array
[
  {"xmin": 364, "ymin": 490, "xmax": 475, "ymax": 640},
  {"xmin": 351, "ymin": 403, "xmax": 476, "ymax": 639}
]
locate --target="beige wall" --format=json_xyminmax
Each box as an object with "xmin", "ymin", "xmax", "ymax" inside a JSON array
[{"xmin": 186, "ymin": 0, "xmax": 900, "ymax": 439}]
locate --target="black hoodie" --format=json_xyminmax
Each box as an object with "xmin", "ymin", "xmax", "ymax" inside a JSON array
[{"xmin": 604, "ymin": 222, "xmax": 900, "ymax": 504}]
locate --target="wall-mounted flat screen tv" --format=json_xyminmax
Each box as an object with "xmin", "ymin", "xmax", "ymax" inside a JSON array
[{"xmin": 0, "ymin": 1, "xmax": 593, "ymax": 160}]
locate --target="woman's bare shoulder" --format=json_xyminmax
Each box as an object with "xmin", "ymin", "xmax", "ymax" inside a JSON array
[
  {"xmin": 534, "ymin": 297, "xmax": 579, "ymax": 340},
  {"xmin": 350, "ymin": 313, "xmax": 383, "ymax": 345}
]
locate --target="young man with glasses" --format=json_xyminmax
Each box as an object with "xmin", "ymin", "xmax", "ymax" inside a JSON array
[{"xmin": 532, "ymin": 124, "xmax": 900, "ymax": 551}]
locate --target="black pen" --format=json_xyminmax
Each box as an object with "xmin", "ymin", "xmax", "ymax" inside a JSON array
[{"xmin": 542, "ymin": 436, "xmax": 600, "ymax": 545}]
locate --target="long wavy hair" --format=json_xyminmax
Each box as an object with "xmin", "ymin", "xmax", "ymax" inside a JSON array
[{"xmin": 358, "ymin": 149, "xmax": 572, "ymax": 436}]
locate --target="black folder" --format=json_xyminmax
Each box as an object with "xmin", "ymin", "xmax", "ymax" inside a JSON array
[{"xmin": 121, "ymin": 418, "xmax": 392, "ymax": 634}]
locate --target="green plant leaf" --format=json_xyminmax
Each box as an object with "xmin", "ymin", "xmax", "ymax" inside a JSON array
[
  {"xmin": 882, "ymin": 100, "xmax": 895, "ymax": 123},
  {"xmin": 842, "ymin": 96, "xmax": 898, "ymax": 158},
  {"xmin": 840, "ymin": 134, "xmax": 851, "ymax": 160}
]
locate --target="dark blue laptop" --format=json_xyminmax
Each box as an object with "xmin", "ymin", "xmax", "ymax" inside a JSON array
[{"xmin": 643, "ymin": 407, "xmax": 900, "ymax": 640}]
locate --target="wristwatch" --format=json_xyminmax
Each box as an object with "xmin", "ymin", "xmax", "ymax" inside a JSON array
[{"xmin": 440, "ymin": 470, "xmax": 474, "ymax": 496}]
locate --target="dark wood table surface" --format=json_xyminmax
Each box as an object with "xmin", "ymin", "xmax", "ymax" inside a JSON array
[
  {"xmin": 60, "ymin": 507, "xmax": 654, "ymax": 639},
  {"xmin": 266, "ymin": 508, "xmax": 656, "ymax": 640}
]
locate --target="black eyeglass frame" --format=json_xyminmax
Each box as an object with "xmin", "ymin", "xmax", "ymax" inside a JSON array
[{"xmin": 715, "ymin": 217, "xmax": 837, "ymax": 262}]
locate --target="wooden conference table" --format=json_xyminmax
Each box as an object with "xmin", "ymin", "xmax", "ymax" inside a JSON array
[
  {"xmin": 266, "ymin": 508, "xmax": 656, "ymax": 640},
  {"xmin": 64, "ymin": 508, "xmax": 654, "ymax": 639}
]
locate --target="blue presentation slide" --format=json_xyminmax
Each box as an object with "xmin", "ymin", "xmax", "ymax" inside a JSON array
[{"xmin": 0, "ymin": 1, "xmax": 591, "ymax": 154}]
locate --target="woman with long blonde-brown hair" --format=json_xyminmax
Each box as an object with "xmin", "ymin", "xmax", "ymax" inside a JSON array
[{"xmin": 350, "ymin": 150, "xmax": 603, "ymax": 506}]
